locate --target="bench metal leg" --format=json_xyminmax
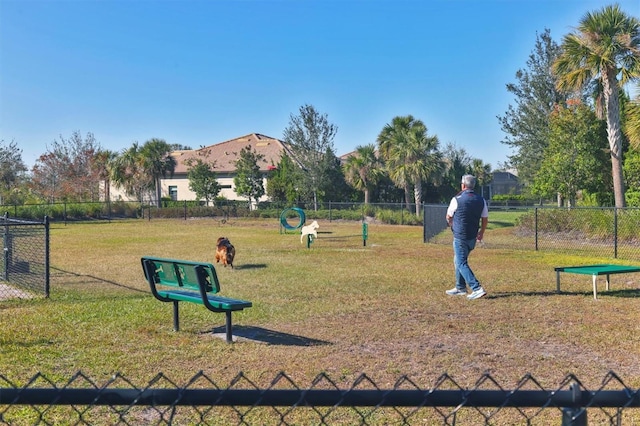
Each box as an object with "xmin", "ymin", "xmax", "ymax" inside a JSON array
[
  {"xmin": 172, "ymin": 301, "xmax": 180, "ymax": 331},
  {"xmin": 225, "ymin": 311, "xmax": 233, "ymax": 343}
]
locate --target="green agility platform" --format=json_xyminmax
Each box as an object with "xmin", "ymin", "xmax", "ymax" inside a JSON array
[{"xmin": 554, "ymin": 264, "xmax": 640, "ymax": 300}]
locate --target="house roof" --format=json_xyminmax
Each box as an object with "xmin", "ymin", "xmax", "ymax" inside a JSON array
[{"xmin": 172, "ymin": 133, "xmax": 293, "ymax": 174}]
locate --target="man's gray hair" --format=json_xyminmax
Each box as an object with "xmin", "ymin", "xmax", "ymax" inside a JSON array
[{"xmin": 461, "ymin": 174, "xmax": 476, "ymax": 189}]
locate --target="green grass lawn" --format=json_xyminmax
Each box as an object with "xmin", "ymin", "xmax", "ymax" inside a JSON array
[{"xmin": 1, "ymin": 218, "xmax": 639, "ymax": 422}]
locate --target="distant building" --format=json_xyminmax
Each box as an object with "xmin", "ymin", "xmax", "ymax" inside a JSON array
[
  {"xmin": 490, "ymin": 171, "xmax": 522, "ymax": 197},
  {"xmin": 109, "ymin": 133, "xmax": 294, "ymax": 204}
]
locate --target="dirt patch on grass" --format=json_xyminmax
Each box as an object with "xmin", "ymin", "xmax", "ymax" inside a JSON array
[{"xmin": 0, "ymin": 282, "xmax": 35, "ymax": 301}]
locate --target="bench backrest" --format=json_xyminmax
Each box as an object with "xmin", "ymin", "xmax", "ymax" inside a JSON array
[{"xmin": 141, "ymin": 257, "xmax": 220, "ymax": 294}]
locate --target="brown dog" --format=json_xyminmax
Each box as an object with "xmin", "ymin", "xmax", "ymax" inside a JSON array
[{"xmin": 215, "ymin": 237, "xmax": 236, "ymax": 269}]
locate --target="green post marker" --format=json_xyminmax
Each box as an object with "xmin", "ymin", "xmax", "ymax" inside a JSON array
[{"xmin": 362, "ymin": 223, "xmax": 368, "ymax": 247}]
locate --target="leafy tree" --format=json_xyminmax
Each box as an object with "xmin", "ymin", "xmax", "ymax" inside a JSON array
[
  {"xmin": 531, "ymin": 102, "xmax": 609, "ymax": 207},
  {"xmin": 552, "ymin": 4, "xmax": 640, "ymax": 208},
  {"xmin": 0, "ymin": 139, "xmax": 28, "ymax": 205},
  {"xmin": 370, "ymin": 174, "xmax": 404, "ymax": 203},
  {"xmin": 233, "ymin": 145, "xmax": 265, "ymax": 208},
  {"xmin": 169, "ymin": 143, "xmax": 192, "ymax": 151},
  {"xmin": 317, "ymin": 147, "xmax": 353, "ymax": 204},
  {"xmin": 498, "ymin": 29, "xmax": 566, "ymax": 185},
  {"xmin": 623, "ymin": 82, "xmax": 640, "ymax": 149},
  {"xmin": 342, "ymin": 144, "xmax": 384, "ymax": 204},
  {"xmin": 282, "ymin": 104, "xmax": 338, "ymax": 210},
  {"xmin": 30, "ymin": 131, "xmax": 101, "ymax": 202},
  {"xmin": 377, "ymin": 115, "xmax": 443, "ymax": 216},
  {"xmin": 266, "ymin": 153, "xmax": 303, "ymax": 205},
  {"xmin": 623, "ymin": 148, "xmax": 640, "ymax": 206},
  {"xmin": 186, "ymin": 158, "xmax": 221, "ymax": 205}
]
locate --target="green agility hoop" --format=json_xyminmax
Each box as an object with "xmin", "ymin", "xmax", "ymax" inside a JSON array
[{"xmin": 280, "ymin": 207, "xmax": 306, "ymax": 232}]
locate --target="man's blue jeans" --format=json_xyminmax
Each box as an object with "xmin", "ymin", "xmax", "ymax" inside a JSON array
[{"xmin": 453, "ymin": 237, "xmax": 482, "ymax": 292}]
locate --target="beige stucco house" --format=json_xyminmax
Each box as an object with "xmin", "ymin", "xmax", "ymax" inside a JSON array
[{"xmin": 109, "ymin": 133, "xmax": 294, "ymax": 204}]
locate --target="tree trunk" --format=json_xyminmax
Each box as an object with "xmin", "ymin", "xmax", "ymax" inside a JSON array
[
  {"xmin": 414, "ymin": 182, "xmax": 422, "ymax": 217},
  {"xmin": 603, "ymin": 71, "xmax": 626, "ymax": 208},
  {"xmin": 155, "ymin": 176, "xmax": 162, "ymax": 208},
  {"xmin": 104, "ymin": 179, "xmax": 110, "ymax": 202},
  {"xmin": 364, "ymin": 189, "xmax": 370, "ymax": 204},
  {"xmin": 403, "ymin": 185, "xmax": 412, "ymax": 213}
]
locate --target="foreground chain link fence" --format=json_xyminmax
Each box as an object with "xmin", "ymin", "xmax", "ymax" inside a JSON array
[
  {"xmin": 0, "ymin": 371, "xmax": 638, "ymax": 425},
  {"xmin": 0, "ymin": 215, "xmax": 49, "ymax": 300},
  {"xmin": 425, "ymin": 206, "xmax": 640, "ymax": 261}
]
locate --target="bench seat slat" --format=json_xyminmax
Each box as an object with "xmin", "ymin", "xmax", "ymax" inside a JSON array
[{"xmin": 157, "ymin": 290, "xmax": 252, "ymax": 310}]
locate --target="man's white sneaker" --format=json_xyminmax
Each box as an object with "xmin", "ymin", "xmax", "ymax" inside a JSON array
[
  {"xmin": 467, "ymin": 288, "xmax": 487, "ymax": 300},
  {"xmin": 445, "ymin": 288, "xmax": 467, "ymax": 296}
]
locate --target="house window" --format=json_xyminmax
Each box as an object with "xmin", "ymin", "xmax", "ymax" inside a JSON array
[{"xmin": 169, "ymin": 186, "xmax": 178, "ymax": 201}]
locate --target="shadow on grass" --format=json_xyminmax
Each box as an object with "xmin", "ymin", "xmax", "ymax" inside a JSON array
[
  {"xmin": 488, "ymin": 220, "xmax": 515, "ymax": 229},
  {"xmin": 600, "ymin": 288, "xmax": 640, "ymax": 298},
  {"xmin": 208, "ymin": 325, "xmax": 332, "ymax": 346},
  {"xmin": 51, "ymin": 267, "xmax": 147, "ymax": 293},
  {"xmin": 233, "ymin": 263, "xmax": 267, "ymax": 270},
  {"xmin": 488, "ymin": 289, "xmax": 640, "ymax": 298}
]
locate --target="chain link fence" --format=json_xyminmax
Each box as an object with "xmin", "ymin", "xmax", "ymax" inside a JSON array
[
  {"xmin": 0, "ymin": 215, "xmax": 49, "ymax": 300},
  {"xmin": 425, "ymin": 206, "xmax": 640, "ymax": 261},
  {"xmin": 1, "ymin": 200, "xmax": 426, "ymax": 225},
  {"xmin": 0, "ymin": 371, "xmax": 638, "ymax": 425}
]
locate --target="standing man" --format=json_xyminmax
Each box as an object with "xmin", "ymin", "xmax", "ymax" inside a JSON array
[{"xmin": 445, "ymin": 174, "xmax": 488, "ymax": 300}]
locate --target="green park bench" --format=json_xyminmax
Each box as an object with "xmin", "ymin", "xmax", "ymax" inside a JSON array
[
  {"xmin": 554, "ymin": 264, "xmax": 640, "ymax": 300},
  {"xmin": 141, "ymin": 256, "xmax": 252, "ymax": 343}
]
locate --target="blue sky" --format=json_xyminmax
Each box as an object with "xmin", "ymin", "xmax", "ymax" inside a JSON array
[{"xmin": 1, "ymin": 0, "xmax": 639, "ymax": 170}]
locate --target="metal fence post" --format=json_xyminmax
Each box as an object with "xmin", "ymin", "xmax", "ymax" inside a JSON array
[
  {"xmin": 423, "ymin": 206, "xmax": 426, "ymax": 243},
  {"xmin": 614, "ymin": 207, "xmax": 618, "ymax": 259},
  {"xmin": 2, "ymin": 212, "xmax": 8, "ymax": 281},
  {"xmin": 535, "ymin": 207, "xmax": 538, "ymax": 251},
  {"xmin": 45, "ymin": 215, "xmax": 50, "ymax": 298},
  {"xmin": 561, "ymin": 382, "xmax": 587, "ymax": 426}
]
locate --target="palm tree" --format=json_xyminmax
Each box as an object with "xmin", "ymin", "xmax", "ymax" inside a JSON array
[
  {"xmin": 139, "ymin": 138, "xmax": 177, "ymax": 207},
  {"xmin": 443, "ymin": 143, "xmax": 472, "ymax": 199},
  {"xmin": 552, "ymin": 4, "xmax": 640, "ymax": 208},
  {"xmin": 110, "ymin": 143, "xmax": 152, "ymax": 203},
  {"xmin": 377, "ymin": 115, "xmax": 443, "ymax": 217},
  {"xmin": 471, "ymin": 158, "xmax": 493, "ymax": 198},
  {"xmin": 93, "ymin": 149, "xmax": 118, "ymax": 202},
  {"xmin": 342, "ymin": 144, "xmax": 384, "ymax": 204},
  {"xmin": 378, "ymin": 116, "xmax": 415, "ymax": 207}
]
